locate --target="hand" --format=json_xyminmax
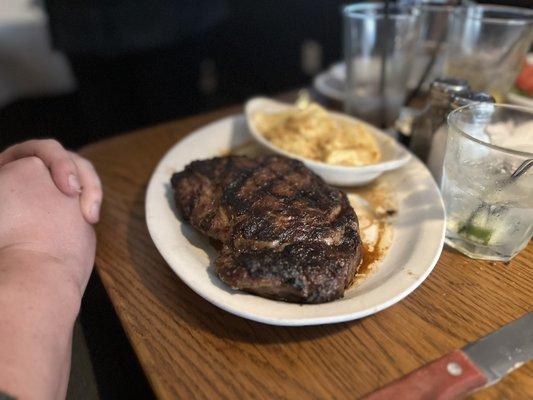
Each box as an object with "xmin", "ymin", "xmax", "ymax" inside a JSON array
[
  {"xmin": 0, "ymin": 154, "xmax": 98, "ymax": 400},
  {"xmin": 0, "ymin": 139, "xmax": 103, "ymax": 223},
  {"xmin": 0, "ymin": 156, "xmax": 96, "ymax": 295}
]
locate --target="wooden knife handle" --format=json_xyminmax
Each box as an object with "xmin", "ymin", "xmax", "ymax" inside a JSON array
[{"xmin": 363, "ymin": 350, "xmax": 488, "ymax": 400}]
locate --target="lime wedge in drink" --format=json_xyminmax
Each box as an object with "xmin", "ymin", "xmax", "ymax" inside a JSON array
[{"xmin": 459, "ymin": 223, "xmax": 493, "ymax": 244}]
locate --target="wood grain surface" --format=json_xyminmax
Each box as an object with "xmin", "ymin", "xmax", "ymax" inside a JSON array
[{"xmin": 80, "ymin": 104, "xmax": 533, "ymax": 400}]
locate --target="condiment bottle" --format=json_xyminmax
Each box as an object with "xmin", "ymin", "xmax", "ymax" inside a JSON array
[
  {"xmin": 427, "ymin": 91, "xmax": 495, "ymax": 184},
  {"xmin": 409, "ymin": 77, "xmax": 469, "ymax": 162}
]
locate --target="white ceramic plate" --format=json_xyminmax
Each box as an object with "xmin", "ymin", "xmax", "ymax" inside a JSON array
[
  {"xmin": 313, "ymin": 70, "xmax": 346, "ymax": 101},
  {"xmin": 245, "ymin": 97, "xmax": 411, "ymax": 186},
  {"xmin": 312, "ymin": 59, "xmax": 424, "ymax": 101},
  {"xmin": 507, "ymin": 92, "xmax": 533, "ymax": 109},
  {"xmin": 145, "ymin": 114, "xmax": 445, "ymax": 326}
]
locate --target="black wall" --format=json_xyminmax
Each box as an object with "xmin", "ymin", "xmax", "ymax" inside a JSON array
[{"xmin": 0, "ymin": 0, "xmax": 530, "ymax": 149}]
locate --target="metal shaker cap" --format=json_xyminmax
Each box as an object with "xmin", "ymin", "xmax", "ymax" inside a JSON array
[
  {"xmin": 430, "ymin": 77, "xmax": 470, "ymax": 101},
  {"xmin": 451, "ymin": 91, "xmax": 495, "ymax": 109},
  {"xmin": 452, "ymin": 91, "xmax": 496, "ymax": 122}
]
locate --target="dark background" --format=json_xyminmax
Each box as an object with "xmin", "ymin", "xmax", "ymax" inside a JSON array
[
  {"xmin": 0, "ymin": 0, "xmax": 343, "ymax": 149},
  {"xmin": 1, "ymin": 0, "xmax": 530, "ymax": 150}
]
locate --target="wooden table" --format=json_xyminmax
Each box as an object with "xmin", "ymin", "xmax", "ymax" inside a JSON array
[{"xmin": 80, "ymin": 103, "xmax": 533, "ymax": 400}]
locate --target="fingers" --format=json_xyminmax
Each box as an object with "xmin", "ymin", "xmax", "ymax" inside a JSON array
[
  {"xmin": 0, "ymin": 139, "xmax": 103, "ymax": 225},
  {"xmin": 0, "ymin": 139, "xmax": 82, "ymax": 196},
  {"xmin": 69, "ymin": 152, "xmax": 103, "ymax": 224}
]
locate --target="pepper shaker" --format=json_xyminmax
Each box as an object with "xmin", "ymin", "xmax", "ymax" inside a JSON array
[
  {"xmin": 409, "ymin": 77, "xmax": 469, "ymax": 162},
  {"xmin": 427, "ymin": 91, "xmax": 495, "ymax": 184}
]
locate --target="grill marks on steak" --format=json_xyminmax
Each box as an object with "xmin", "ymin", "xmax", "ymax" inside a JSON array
[{"xmin": 171, "ymin": 155, "xmax": 362, "ymax": 303}]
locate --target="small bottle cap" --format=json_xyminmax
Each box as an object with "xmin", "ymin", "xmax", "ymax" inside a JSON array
[{"xmin": 431, "ymin": 77, "xmax": 470, "ymax": 94}]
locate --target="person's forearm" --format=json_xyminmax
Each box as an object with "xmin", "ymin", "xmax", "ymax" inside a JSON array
[{"xmin": 0, "ymin": 250, "xmax": 81, "ymax": 400}]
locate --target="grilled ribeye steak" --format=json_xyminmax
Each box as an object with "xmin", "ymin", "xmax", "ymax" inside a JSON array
[{"xmin": 171, "ymin": 155, "xmax": 362, "ymax": 303}]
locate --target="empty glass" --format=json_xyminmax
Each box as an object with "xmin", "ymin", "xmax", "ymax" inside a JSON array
[
  {"xmin": 343, "ymin": 3, "xmax": 421, "ymax": 128},
  {"xmin": 407, "ymin": 1, "xmax": 456, "ymax": 94},
  {"xmin": 444, "ymin": 4, "xmax": 533, "ymax": 102},
  {"xmin": 442, "ymin": 103, "xmax": 533, "ymax": 261}
]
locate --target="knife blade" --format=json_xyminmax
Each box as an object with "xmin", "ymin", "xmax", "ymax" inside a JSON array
[
  {"xmin": 364, "ymin": 313, "xmax": 533, "ymax": 400},
  {"xmin": 464, "ymin": 312, "xmax": 533, "ymax": 385}
]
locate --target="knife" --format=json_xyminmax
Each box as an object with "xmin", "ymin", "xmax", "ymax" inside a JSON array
[{"xmin": 364, "ymin": 312, "xmax": 533, "ymax": 400}]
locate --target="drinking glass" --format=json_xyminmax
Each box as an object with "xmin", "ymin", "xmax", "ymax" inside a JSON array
[
  {"xmin": 407, "ymin": 1, "xmax": 456, "ymax": 94},
  {"xmin": 442, "ymin": 103, "xmax": 533, "ymax": 261},
  {"xmin": 343, "ymin": 3, "xmax": 421, "ymax": 128},
  {"xmin": 444, "ymin": 4, "xmax": 533, "ymax": 102}
]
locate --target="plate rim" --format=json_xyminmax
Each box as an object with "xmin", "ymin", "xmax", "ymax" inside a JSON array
[
  {"xmin": 507, "ymin": 91, "xmax": 533, "ymax": 108},
  {"xmin": 145, "ymin": 113, "xmax": 446, "ymax": 326}
]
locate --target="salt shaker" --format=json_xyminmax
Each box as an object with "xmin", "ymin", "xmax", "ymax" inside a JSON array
[
  {"xmin": 409, "ymin": 77, "xmax": 469, "ymax": 162},
  {"xmin": 427, "ymin": 91, "xmax": 495, "ymax": 184}
]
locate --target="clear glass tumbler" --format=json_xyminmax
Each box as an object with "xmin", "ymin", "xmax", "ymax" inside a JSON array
[
  {"xmin": 444, "ymin": 4, "xmax": 533, "ymax": 102},
  {"xmin": 407, "ymin": 1, "xmax": 456, "ymax": 93},
  {"xmin": 442, "ymin": 103, "xmax": 533, "ymax": 261},
  {"xmin": 343, "ymin": 3, "xmax": 421, "ymax": 128}
]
